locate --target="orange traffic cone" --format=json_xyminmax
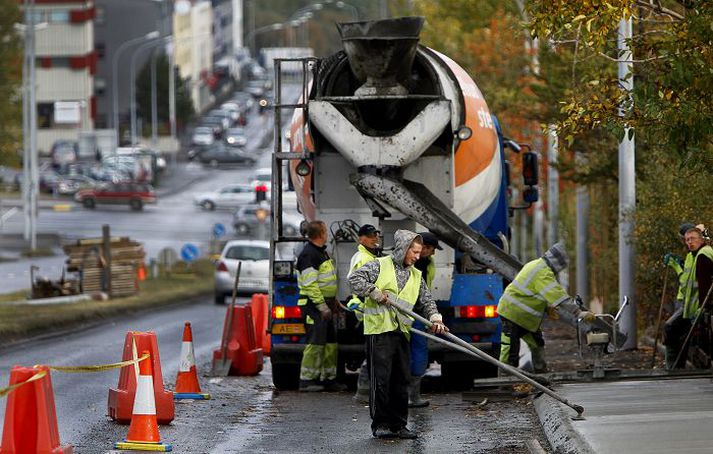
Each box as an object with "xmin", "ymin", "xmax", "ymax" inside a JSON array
[
  {"xmin": 174, "ymin": 322, "xmax": 210, "ymax": 400},
  {"xmin": 114, "ymin": 351, "xmax": 172, "ymax": 452}
]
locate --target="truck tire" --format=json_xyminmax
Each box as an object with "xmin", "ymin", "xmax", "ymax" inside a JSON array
[
  {"xmin": 271, "ymin": 361, "xmax": 300, "ymax": 390},
  {"xmin": 82, "ymin": 198, "xmax": 95, "ymax": 209},
  {"xmin": 441, "ymin": 360, "xmax": 481, "ymax": 391},
  {"xmin": 129, "ymin": 199, "xmax": 143, "ymax": 211}
]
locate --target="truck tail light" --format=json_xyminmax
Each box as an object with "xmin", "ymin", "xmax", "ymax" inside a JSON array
[
  {"xmin": 456, "ymin": 305, "xmax": 498, "ymax": 319},
  {"xmin": 216, "ymin": 261, "xmax": 228, "ymax": 272},
  {"xmin": 272, "ymin": 305, "xmax": 302, "ymax": 319}
]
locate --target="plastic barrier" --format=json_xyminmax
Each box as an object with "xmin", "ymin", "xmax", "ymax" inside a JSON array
[
  {"xmin": 250, "ymin": 294, "xmax": 271, "ymax": 355},
  {"xmin": 212, "ymin": 303, "xmax": 264, "ymax": 376},
  {"xmin": 108, "ymin": 331, "xmax": 175, "ymax": 424},
  {"xmin": 0, "ymin": 365, "xmax": 73, "ymax": 453}
]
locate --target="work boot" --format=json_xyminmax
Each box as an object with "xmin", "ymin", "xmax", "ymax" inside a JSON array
[
  {"xmin": 322, "ymin": 379, "xmax": 347, "ymax": 392},
  {"xmin": 372, "ymin": 426, "xmax": 396, "ymax": 439},
  {"xmin": 298, "ymin": 379, "xmax": 324, "ymax": 392},
  {"xmin": 408, "ymin": 375, "xmax": 429, "ymax": 408},
  {"xmin": 393, "ymin": 427, "xmax": 418, "ymax": 439}
]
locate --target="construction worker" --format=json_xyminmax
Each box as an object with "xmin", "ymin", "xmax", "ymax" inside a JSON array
[
  {"xmin": 349, "ymin": 230, "xmax": 448, "ymax": 439},
  {"xmin": 296, "ymin": 220, "xmax": 342, "ymax": 392},
  {"xmin": 665, "ymin": 225, "xmax": 713, "ymax": 368},
  {"xmin": 496, "ymin": 242, "xmax": 594, "ymax": 373},
  {"xmin": 663, "ymin": 222, "xmax": 695, "ymax": 369},
  {"xmin": 408, "ymin": 231, "xmax": 442, "ymax": 407},
  {"xmin": 347, "ymin": 224, "xmax": 381, "ymax": 403}
]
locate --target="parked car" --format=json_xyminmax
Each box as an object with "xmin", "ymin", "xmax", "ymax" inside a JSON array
[
  {"xmin": 197, "ymin": 143, "xmax": 256, "ymax": 166},
  {"xmin": 244, "ymin": 80, "xmax": 265, "ymax": 98},
  {"xmin": 220, "ymin": 102, "xmax": 247, "ymax": 125},
  {"xmin": 232, "ymin": 203, "xmax": 302, "ymax": 236},
  {"xmin": 214, "ymin": 240, "xmax": 270, "ymax": 303},
  {"xmin": 75, "ymin": 182, "xmax": 156, "ymax": 211},
  {"xmin": 193, "ymin": 183, "xmax": 264, "ymax": 211},
  {"xmin": 231, "ymin": 92, "xmax": 255, "ymax": 112},
  {"xmin": 224, "ymin": 128, "xmax": 247, "ymax": 147},
  {"xmin": 199, "ymin": 116, "xmax": 225, "ymax": 138},
  {"xmin": 191, "ymin": 127, "xmax": 215, "ymax": 146},
  {"xmin": 49, "ymin": 140, "xmax": 78, "ymax": 169},
  {"xmin": 56, "ymin": 174, "xmax": 98, "ymax": 195},
  {"xmin": 208, "ymin": 109, "xmax": 233, "ymax": 129}
]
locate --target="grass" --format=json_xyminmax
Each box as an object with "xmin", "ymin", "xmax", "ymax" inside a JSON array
[
  {"xmin": 20, "ymin": 247, "xmax": 55, "ymax": 258},
  {"xmin": 0, "ymin": 259, "xmax": 215, "ymax": 343}
]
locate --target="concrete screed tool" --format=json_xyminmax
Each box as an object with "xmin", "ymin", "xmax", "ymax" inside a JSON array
[{"xmin": 386, "ymin": 298, "xmax": 586, "ymax": 418}]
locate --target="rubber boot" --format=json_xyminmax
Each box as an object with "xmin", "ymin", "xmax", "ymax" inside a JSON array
[
  {"xmin": 531, "ymin": 346, "xmax": 548, "ymax": 374},
  {"xmin": 408, "ymin": 375, "xmax": 429, "ymax": 408},
  {"xmin": 353, "ymin": 363, "xmax": 369, "ymax": 403}
]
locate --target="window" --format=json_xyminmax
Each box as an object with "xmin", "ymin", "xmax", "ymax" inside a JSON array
[
  {"xmin": 48, "ymin": 11, "xmax": 69, "ymax": 23},
  {"xmin": 28, "ymin": 11, "xmax": 45, "ymax": 24},
  {"xmin": 225, "ymin": 246, "xmax": 269, "ymax": 261},
  {"xmin": 96, "ymin": 43, "xmax": 105, "ymax": 59},
  {"xmin": 94, "ymin": 78, "xmax": 106, "ymax": 96},
  {"xmin": 37, "ymin": 103, "xmax": 54, "ymax": 129},
  {"xmin": 95, "ymin": 6, "xmax": 105, "ymax": 25}
]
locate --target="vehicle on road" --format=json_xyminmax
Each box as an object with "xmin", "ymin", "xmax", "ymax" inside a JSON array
[
  {"xmin": 232, "ymin": 203, "xmax": 301, "ymax": 237},
  {"xmin": 49, "ymin": 140, "xmax": 78, "ymax": 170},
  {"xmin": 197, "ymin": 143, "xmax": 256, "ymax": 167},
  {"xmin": 224, "ymin": 128, "xmax": 247, "ymax": 147},
  {"xmin": 56, "ymin": 174, "xmax": 98, "ymax": 195},
  {"xmin": 208, "ymin": 109, "xmax": 234, "ymax": 129},
  {"xmin": 191, "ymin": 127, "xmax": 215, "ymax": 146},
  {"xmin": 244, "ymin": 80, "xmax": 265, "ymax": 98},
  {"xmin": 193, "ymin": 183, "xmax": 264, "ymax": 211},
  {"xmin": 199, "ymin": 116, "xmax": 225, "ymax": 138},
  {"xmin": 75, "ymin": 182, "xmax": 156, "ymax": 211},
  {"xmin": 214, "ymin": 240, "xmax": 270, "ymax": 303}
]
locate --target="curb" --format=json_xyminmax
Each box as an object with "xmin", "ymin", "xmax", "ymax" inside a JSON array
[{"xmin": 533, "ymin": 394, "xmax": 596, "ymax": 454}]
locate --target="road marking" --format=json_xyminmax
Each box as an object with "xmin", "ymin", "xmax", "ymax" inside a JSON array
[{"xmin": 52, "ymin": 204, "xmax": 73, "ymax": 212}]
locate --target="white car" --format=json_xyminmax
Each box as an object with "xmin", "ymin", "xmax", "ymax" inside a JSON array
[
  {"xmin": 214, "ymin": 240, "xmax": 270, "ymax": 303},
  {"xmin": 191, "ymin": 127, "xmax": 215, "ymax": 146},
  {"xmin": 193, "ymin": 183, "xmax": 267, "ymax": 211}
]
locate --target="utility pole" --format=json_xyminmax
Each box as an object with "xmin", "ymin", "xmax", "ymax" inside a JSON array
[
  {"xmin": 618, "ymin": 17, "xmax": 636, "ymax": 349},
  {"xmin": 28, "ymin": 0, "xmax": 38, "ymax": 251},
  {"xmin": 21, "ymin": 0, "xmax": 30, "ymax": 242},
  {"xmin": 168, "ymin": 38, "xmax": 177, "ymax": 164},
  {"xmin": 576, "ymin": 152, "xmax": 590, "ymax": 305},
  {"xmin": 151, "ymin": 48, "xmax": 158, "ymax": 147},
  {"xmin": 547, "ymin": 125, "xmax": 559, "ymax": 248}
]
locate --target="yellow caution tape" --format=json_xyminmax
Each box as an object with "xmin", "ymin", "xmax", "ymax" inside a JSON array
[
  {"xmin": 0, "ymin": 370, "xmax": 47, "ymax": 398},
  {"xmin": 43, "ymin": 352, "xmax": 150, "ymax": 373}
]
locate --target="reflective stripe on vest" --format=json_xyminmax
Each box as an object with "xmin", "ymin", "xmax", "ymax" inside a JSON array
[
  {"xmin": 682, "ymin": 246, "xmax": 713, "ymax": 319},
  {"xmin": 363, "ymin": 256, "xmax": 421, "ymax": 337},
  {"xmin": 496, "ymin": 258, "xmax": 569, "ymax": 332},
  {"xmin": 348, "ymin": 246, "xmax": 379, "ymax": 320}
]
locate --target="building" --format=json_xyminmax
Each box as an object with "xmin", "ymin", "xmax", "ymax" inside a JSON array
[
  {"xmin": 173, "ymin": 0, "xmax": 213, "ymax": 112},
  {"xmin": 21, "ymin": 0, "xmax": 96, "ymax": 154},
  {"xmin": 212, "ymin": 0, "xmax": 232, "ymax": 63},
  {"xmin": 93, "ymin": 0, "xmax": 172, "ymax": 132}
]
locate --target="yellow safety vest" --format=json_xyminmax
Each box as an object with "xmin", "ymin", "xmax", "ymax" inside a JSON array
[
  {"xmin": 347, "ymin": 245, "xmax": 378, "ymax": 320},
  {"xmin": 496, "ymin": 258, "xmax": 570, "ymax": 332},
  {"xmin": 682, "ymin": 245, "xmax": 713, "ymax": 319},
  {"xmin": 297, "ymin": 258, "xmax": 337, "ymax": 324},
  {"xmin": 425, "ymin": 256, "xmax": 436, "ymax": 289},
  {"xmin": 676, "ymin": 253, "xmax": 694, "ymax": 303},
  {"xmin": 363, "ymin": 257, "xmax": 421, "ymax": 338}
]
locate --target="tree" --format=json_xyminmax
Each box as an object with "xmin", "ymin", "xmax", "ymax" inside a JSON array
[
  {"xmin": 0, "ymin": 0, "xmax": 23, "ymax": 167},
  {"xmin": 135, "ymin": 53, "xmax": 194, "ymax": 136}
]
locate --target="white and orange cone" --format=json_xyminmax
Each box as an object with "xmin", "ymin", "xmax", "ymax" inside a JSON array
[
  {"xmin": 174, "ymin": 322, "xmax": 210, "ymax": 400},
  {"xmin": 115, "ymin": 350, "xmax": 172, "ymax": 452}
]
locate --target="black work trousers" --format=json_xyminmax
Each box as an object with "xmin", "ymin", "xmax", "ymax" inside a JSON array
[
  {"xmin": 367, "ymin": 330, "xmax": 410, "ymax": 433},
  {"xmin": 663, "ymin": 308, "xmax": 691, "ymax": 369}
]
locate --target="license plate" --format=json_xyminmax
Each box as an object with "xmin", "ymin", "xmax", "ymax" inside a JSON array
[{"xmin": 272, "ymin": 323, "xmax": 305, "ymax": 335}]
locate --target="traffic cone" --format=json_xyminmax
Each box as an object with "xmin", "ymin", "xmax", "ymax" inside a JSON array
[
  {"xmin": 115, "ymin": 351, "xmax": 172, "ymax": 452},
  {"xmin": 174, "ymin": 322, "xmax": 210, "ymax": 400},
  {"xmin": 137, "ymin": 263, "xmax": 147, "ymax": 282},
  {"xmin": 0, "ymin": 365, "xmax": 72, "ymax": 453}
]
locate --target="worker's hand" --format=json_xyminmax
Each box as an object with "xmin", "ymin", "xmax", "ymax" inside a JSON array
[
  {"xmin": 428, "ymin": 314, "xmax": 449, "ymax": 334},
  {"xmin": 546, "ymin": 305, "xmax": 560, "ymax": 320},
  {"xmin": 369, "ymin": 288, "xmax": 389, "ymax": 305},
  {"xmin": 346, "ymin": 296, "xmax": 362, "ymax": 312},
  {"xmin": 316, "ymin": 303, "xmax": 332, "ymax": 321},
  {"xmin": 663, "ymin": 253, "xmax": 683, "ymax": 268},
  {"xmin": 578, "ymin": 311, "xmax": 597, "ymax": 323}
]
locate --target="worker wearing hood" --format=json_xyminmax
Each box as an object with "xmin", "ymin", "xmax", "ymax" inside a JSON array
[{"xmin": 349, "ymin": 229, "xmax": 447, "ymax": 440}]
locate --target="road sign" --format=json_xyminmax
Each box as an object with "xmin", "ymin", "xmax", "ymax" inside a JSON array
[
  {"xmin": 213, "ymin": 223, "xmax": 226, "ymax": 238},
  {"xmin": 158, "ymin": 247, "xmax": 178, "ymax": 268},
  {"xmin": 180, "ymin": 243, "xmax": 200, "ymax": 262}
]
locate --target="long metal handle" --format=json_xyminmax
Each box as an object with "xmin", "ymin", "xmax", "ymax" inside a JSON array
[
  {"xmin": 672, "ymin": 283, "xmax": 713, "ymax": 368},
  {"xmin": 388, "ymin": 299, "xmax": 585, "ymax": 416}
]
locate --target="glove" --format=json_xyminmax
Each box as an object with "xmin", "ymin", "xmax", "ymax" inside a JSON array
[
  {"xmin": 369, "ymin": 287, "xmax": 389, "ymax": 305},
  {"xmin": 428, "ymin": 314, "xmax": 449, "ymax": 334},
  {"xmin": 546, "ymin": 305, "xmax": 560, "ymax": 320},
  {"xmin": 316, "ymin": 303, "xmax": 332, "ymax": 321},
  {"xmin": 663, "ymin": 253, "xmax": 683, "ymax": 268},
  {"xmin": 346, "ymin": 296, "xmax": 362, "ymax": 312},
  {"xmin": 578, "ymin": 311, "xmax": 596, "ymax": 323}
]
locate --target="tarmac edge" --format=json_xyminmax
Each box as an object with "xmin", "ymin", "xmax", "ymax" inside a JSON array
[{"xmin": 533, "ymin": 394, "xmax": 597, "ymax": 454}]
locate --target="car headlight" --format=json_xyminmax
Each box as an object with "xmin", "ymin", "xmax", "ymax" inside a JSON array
[{"xmin": 227, "ymin": 137, "xmax": 235, "ymax": 144}]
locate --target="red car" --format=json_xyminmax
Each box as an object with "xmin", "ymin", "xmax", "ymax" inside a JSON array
[{"xmin": 75, "ymin": 182, "xmax": 157, "ymax": 211}]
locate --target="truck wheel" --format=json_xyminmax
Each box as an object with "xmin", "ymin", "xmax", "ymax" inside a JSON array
[
  {"xmin": 83, "ymin": 198, "xmax": 95, "ymax": 209},
  {"xmin": 129, "ymin": 199, "xmax": 143, "ymax": 211},
  {"xmin": 271, "ymin": 362, "xmax": 300, "ymax": 390},
  {"xmin": 441, "ymin": 360, "xmax": 482, "ymax": 391}
]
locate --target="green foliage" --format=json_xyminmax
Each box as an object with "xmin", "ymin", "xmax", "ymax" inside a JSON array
[
  {"xmin": 0, "ymin": 0, "xmax": 23, "ymax": 167},
  {"xmin": 135, "ymin": 53, "xmax": 194, "ymax": 135}
]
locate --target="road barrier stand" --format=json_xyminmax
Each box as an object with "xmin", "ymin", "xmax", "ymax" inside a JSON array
[
  {"xmin": 115, "ymin": 350, "xmax": 172, "ymax": 452},
  {"xmin": 212, "ymin": 302, "xmax": 264, "ymax": 376},
  {"xmin": 250, "ymin": 293, "xmax": 271, "ymax": 355},
  {"xmin": 174, "ymin": 322, "xmax": 210, "ymax": 400},
  {"xmin": 109, "ymin": 332, "xmax": 175, "ymax": 425}
]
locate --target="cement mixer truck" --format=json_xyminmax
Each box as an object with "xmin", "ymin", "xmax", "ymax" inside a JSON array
[{"xmin": 267, "ymin": 17, "xmax": 623, "ymax": 390}]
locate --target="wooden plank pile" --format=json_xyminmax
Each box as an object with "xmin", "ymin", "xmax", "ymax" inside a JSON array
[{"xmin": 63, "ymin": 236, "xmax": 145, "ymax": 297}]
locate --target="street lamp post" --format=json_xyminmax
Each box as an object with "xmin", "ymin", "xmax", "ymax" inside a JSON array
[
  {"xmin": 129, "ymin": 37, "xmax": 166, "ymax": 146},
  {"xmin": 112, "ymin": 30, "xmax": 159, "ymax": 146}
]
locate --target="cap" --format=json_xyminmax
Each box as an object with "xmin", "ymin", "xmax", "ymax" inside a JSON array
[
  {"xmin": 679, "ymin": 222, "xmax": 696, "ymax": 237},
  {"xmin": 419, "ymin": 232, "xmax": 442, "ymax": 250},
  {"xmin": 358, "ymin": 224, "xmax": 380, "ymax": 236},
  {"xmin": 543, "ymin": 242, "xmax": 568, "ymax": 273}
]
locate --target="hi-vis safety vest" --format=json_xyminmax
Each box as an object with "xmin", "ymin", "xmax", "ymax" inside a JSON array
[
  {"xmin": 425, "ymin": 256, "xmax": 436, "ymax": 289},
  {"xmin": 297, "ymin": 258, "xmax": 337, "ymax": 324},
  {"xmin": 682, "ymin": 245, "xmax": 713, "ymax": 319},
  {"xmin": 677, "ymin": 253, "xmax": 694, "ymax": 303},
  {"xmin": 497, "ymin": 258, "xmax": 570, "ymax": 333},
  {"xmin": 347, "ymin": 245, "xmax": 379, "ymax": 319},
  {"xmin": 363, "ymin": 256, "xmax": 421, "ymax": 338}
]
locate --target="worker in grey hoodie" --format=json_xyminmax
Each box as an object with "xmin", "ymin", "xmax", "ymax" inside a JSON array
[{"xmin": 349, "ymin": 229, "xmax": 448, "ymax": 439}]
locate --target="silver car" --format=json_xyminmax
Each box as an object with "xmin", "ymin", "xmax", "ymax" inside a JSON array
[{"xmin": 214, "ymin": 240, "xmax": 270, "ymax": 304}]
